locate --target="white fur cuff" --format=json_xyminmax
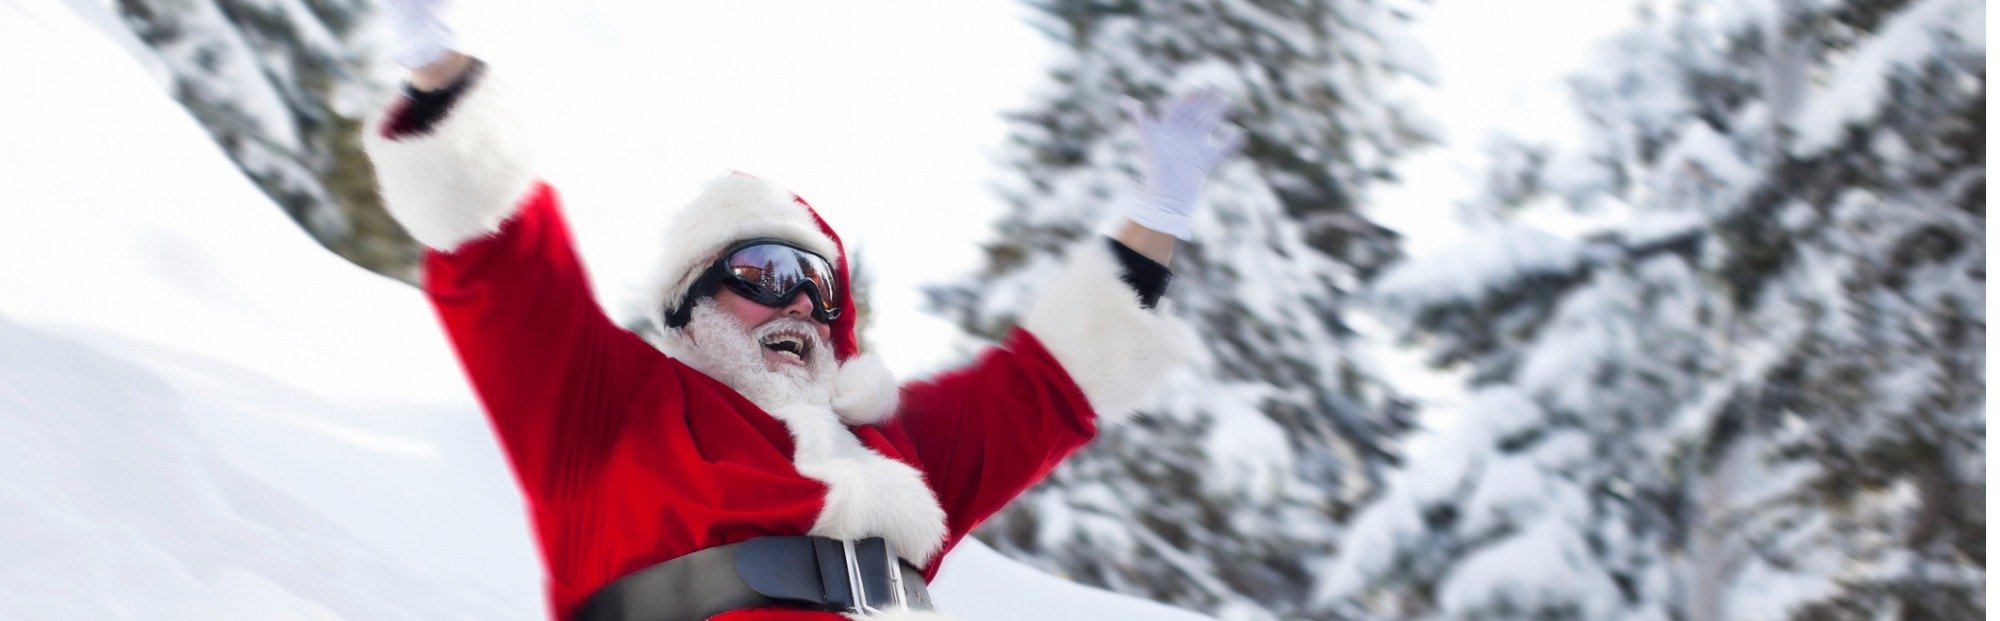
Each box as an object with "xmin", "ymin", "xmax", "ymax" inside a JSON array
[
  {"xmin": 1021, "ymin": 242, "xmax": 1195, "ymax": 423},
  {"xmin": 363, "ymin": 70, "xmax": 538, "ymax": 251}
]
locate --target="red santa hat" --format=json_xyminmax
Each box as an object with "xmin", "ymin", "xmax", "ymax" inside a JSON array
[{"xmin": 648, "ymin": 174, "xmax": 899, "ymax": 425}]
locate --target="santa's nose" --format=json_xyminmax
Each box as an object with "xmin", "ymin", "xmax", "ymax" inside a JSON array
[{"xmin": 778, "ymin": 291, "xmax": 815, "ymax": 319}]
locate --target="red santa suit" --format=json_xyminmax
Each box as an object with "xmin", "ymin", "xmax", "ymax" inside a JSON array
[{"xmin": 363, "ymin": 65, "xmax": 1191, "ymax": 621}]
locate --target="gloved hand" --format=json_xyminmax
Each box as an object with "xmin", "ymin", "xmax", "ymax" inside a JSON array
[
  {"xmin": 1122, "ymin": 88, "xmax": 1245, "ymax": 240},
  {"xmin": 381, "ymin": 0, "xmax": 456, "ymax": 69}
]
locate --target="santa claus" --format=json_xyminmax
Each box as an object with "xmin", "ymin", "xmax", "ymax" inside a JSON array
[{"xmin": 365, "ymin": 2, "xmax": 1240, "ymax": 620}]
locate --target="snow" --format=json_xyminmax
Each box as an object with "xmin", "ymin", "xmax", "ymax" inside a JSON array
[
  {"xmin": 1790, "ymin": 0, "xmax": 1985, "ymax": 153},
  {"xmin": 1706, "ymin": 0, "xmax": 1782, "ymax": 34},
  {"xmin": 1370, "ymin": 9, "xmax": 1439, "ymax": 85},
  {"xmin": 1370, "ymin": 220, "xmax": 1582, "ymax": 311},
  {"xmin": 1657, "ymin": 120, "xmax": 1758, "ymax": 202},
  {"xmin": 1434, "ymin": 512, "xmax": 1619, "ymax": 619},
  {"xmin": 1322, "ymin": 385, "xmax": 1610, "ymax": 618},
  {"xmin": 1313, "ymin": 386, "xmax": 1549, "ymax": 605},
  {"xmin": 0, "ymin": 313, "xmax": 526, "ymax": 620},
  {"xmin": 150, "ymin": 0, "xmax": 307, "ymax": 152},
  {"xmin": 245, "ymin": 0, "xmax": 343, "ymax": 53},
  {"xmin": 1364, "ymin": 0, "xmax": 1638, "ymax": 257},
  {"xmin": 1617, "ymin": 207, "xmax": 1705, "ymax": 249},
  {"xmin": 928, "ymin": 542, "xmax": 1216, "ymax": 621},
  {"xmin": 1218, "ymin": 0, "xmax": 1318, "ymax": 56},
  {"xmin": 1328, "ymin": 0, "xmax": 1986, "ymax": 616},
  {"xmin": 1725, "ymin": 551, "xmax": 1841, "ymax": 621},
  {"xmin": 0, "ymin": 0, "xmax": 464, "ymax": 407},
  {"xmin": 1193, "ymin": 383, "xmax": 1296, "ymax": 503},
  {"xmin": 0, "ymin": 1, "xmax": 1213, "ymax": 617}
]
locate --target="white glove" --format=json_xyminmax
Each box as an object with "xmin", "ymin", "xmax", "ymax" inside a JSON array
[
  {"xmin": 382, "ymin": 0, "xmax": 456, "ymax": 69},
  {"xmin": 1122, "ymin": 88, "xmax": 1245, "ymax": 240}
]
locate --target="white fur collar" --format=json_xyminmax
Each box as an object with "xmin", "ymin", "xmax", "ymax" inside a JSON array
[{"xmin": 766, "ymin": 401, "xmax": 947, "ymax": 567}]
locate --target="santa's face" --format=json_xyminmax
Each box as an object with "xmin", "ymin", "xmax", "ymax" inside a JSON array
[
  {"xmin": 711, "ymin": 288, "xmax": 834, "ymax": 370},
  {"xmin": 665, "ymin": 293, "xmax": 838, "ymax": 412}
]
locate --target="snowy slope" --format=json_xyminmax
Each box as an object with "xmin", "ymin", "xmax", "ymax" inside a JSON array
[
  {"xmin": 0, "ymin": 1, "xmax": 1211, "ymax": 618},
  {"xmin": 1, "ymin": 0, "xmax": 540, "ymax": 616}
]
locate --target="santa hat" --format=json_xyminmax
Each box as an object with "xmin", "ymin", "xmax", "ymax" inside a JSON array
[{"xmin": 648, "ymin": 174, "xmax": 900, "ymax": 425}]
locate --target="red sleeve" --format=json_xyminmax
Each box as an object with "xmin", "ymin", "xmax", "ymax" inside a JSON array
[
  {"xmin": 889, "ymin": 330, "xmax": 1098, "ymax": 547},
  {"xmin": 424, "ymin": 182, "xmax": 671, "ymax": 499}
]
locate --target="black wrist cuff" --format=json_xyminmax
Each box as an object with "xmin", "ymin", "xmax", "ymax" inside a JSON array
[
  {"xmin": 1106, "ymin": 237, "xmax": 1172, "ymax": 309},
  {"xmin": 386, "ymin": 58, "xmax": 487, "ymax": 137}
]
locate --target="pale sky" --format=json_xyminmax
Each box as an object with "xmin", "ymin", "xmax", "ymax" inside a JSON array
[
  {"xmin": 446, "ymin": 0, "xmax": 1636, "ymax": 378},
  {"xmin": 453, "ymin": 1, "xmax": 1051, "ymax": 377},
  {"xmin": 1369, "ymin": 0, "xmax": 1638, "ymax": 256}
]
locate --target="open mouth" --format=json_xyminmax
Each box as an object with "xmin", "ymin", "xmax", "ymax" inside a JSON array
[{"xmin": 758, "ymin": 330, "xmax": 813, "ymax": 364}]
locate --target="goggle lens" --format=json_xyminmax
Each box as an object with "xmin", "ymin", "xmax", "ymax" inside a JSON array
[{"xmin": 722, "ymin": 243, "xmax": 841, "ymax": 317}]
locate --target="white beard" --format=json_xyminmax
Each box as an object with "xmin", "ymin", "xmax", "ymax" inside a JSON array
[{"xmin": 662, "ymin": 299, "xmax": 838, "ymax": 412}]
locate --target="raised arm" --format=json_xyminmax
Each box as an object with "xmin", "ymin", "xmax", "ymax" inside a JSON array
[
  {"xmin": 891, "ymin": 90, "xmax": 1242, "ymax": 553},
  {"xmin": 364, "ymin": 1, "xmax": 668, "ymax": 497}
]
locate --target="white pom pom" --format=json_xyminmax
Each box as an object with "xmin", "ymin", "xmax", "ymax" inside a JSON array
[{"xmin": 831, "ymin": 353, "xmax": 900, "ymax": 426}]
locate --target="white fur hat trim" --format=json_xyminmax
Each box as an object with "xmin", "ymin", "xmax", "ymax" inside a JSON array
[{"xmin": 648, "ymin": 175, "xmax": 842, "ymax": 329}]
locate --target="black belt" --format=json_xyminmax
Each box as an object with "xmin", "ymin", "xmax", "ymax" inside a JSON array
[{"xmin": 575, "ymin": 536, "xmax": 934, "ymax": 621}]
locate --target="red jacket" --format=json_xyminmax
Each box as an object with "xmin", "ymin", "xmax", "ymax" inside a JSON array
[
  {"xmin": 363, "ymin": 64, "xmax": 1191, "ymax": 620},
  {"xmin": 429, "ymin": 182, "xmax": 1099, "ymax": 619}
]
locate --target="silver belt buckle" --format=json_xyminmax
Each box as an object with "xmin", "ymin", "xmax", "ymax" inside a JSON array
[
  {"xmin": 884, "ymin": 542, "xmax": 910, "ymax": 610},
  {"xmin": 839, "ymin": 538, "xmax": 871, "ymax": 614},
  {"xmin": 838, "ymin": 538, "xmax": 909, "ymax": 613}
]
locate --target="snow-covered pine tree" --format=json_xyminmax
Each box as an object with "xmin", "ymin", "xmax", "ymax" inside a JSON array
[
  {"xmin": 1326, "ymin": 0, "xmax": 1984, "ymax": 618},
  {"xmin": 114, "ymin": 0, "xmax": 418, "ymax": 282},
  {"xmin": 927, "ymin": 1, "xmax": 1436, "ymax": 617}
]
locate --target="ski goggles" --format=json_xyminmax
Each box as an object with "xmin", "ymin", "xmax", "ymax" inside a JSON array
[{"xmin": 667, "ymin": 239, "xmax": 843, "ymax": 328}]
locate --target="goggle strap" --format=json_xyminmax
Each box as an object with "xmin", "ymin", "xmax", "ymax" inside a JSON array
[{"xmin": 662, "ymin": 267, "xmax": 727, "ymax": 329}]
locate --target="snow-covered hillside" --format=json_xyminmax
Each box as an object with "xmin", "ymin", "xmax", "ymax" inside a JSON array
[
  {"xmin": 0, "ymin": 1, "xmax": 1213, "ymax": 618},
  {"xmin": 1, "ymin": 2, "xmax": 539, "ymax": 617}
]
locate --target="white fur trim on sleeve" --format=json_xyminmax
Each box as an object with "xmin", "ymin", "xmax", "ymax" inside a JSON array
[
  {"xmin": 1021, "ymin": 241, "xmax": 1195, "ymax": 424},
  {"xmin": 362, "ymin": 71, "xmax": 538, "ymax": 251}
]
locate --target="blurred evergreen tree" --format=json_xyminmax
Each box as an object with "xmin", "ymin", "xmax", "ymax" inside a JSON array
[
  {"xmin": 928, "ymin": 0, "xmax": 1437, "ymax": 617},
  {"xmin": 116, "ymin": 0, "xmax": 419, "ymax": 283},
  {"xmin": 1329, "ymin": 1, "xmax": 1984, "ymax": 618}
]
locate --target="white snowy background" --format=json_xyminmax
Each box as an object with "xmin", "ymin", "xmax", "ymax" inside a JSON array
[
  {"xmin": 2, "ymin": 0, "xmax": 1985, "ymax": 619},
  {"xmin": 0, "ymin": 0, "xmax": 1212, "ymax": 618}
]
